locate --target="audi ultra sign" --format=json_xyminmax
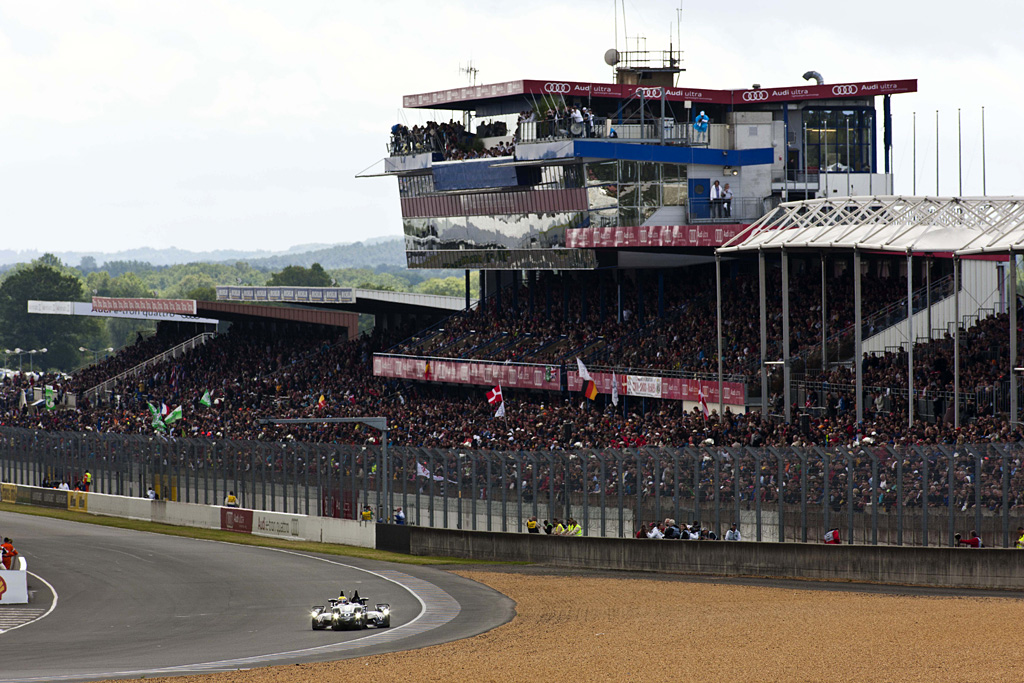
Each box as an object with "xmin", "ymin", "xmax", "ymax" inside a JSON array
[{"xmin": 542, "ymin": 82, "xmax": 591, "ymax": 95}]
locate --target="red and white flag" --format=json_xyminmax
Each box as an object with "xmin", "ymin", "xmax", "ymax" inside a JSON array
[
  {"xmin": 416, "ymin": 462, "xmax": 431, "ymax": 478},
  {"xmin": 697, "ymin": 385, "xmax": 710, "ymax": 419},
  {"xmin": 486, "ymin": 384, "xmax": 503, "ymax": 405}
]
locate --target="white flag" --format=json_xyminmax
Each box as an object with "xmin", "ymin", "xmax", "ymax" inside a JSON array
[
  {"xmin": 416, "ymin": 461, "xmax": 431, "ymax": 478},
  {"xmin": 611, "ymin": 372, "xmax": 619, "ymax": 406},
  {"xmin": 494, "ymin": 401, "xmax": 506, "ymax": 418},
  {"xmin": 576, "ymin": 357, "xmax": 592, "ymax": 382}
]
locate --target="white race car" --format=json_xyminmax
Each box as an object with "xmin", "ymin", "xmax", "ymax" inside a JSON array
[{"xmin": 311, "ymin": 593, "xmax": 391, "ymax": 631}]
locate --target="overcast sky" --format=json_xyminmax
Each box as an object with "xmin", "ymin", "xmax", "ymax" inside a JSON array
[{"xmin": 1, "ymin": 0, "xmax": 1022, "ymax": 256}]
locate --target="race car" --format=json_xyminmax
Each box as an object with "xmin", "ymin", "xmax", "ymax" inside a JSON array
[{"xmin": 311, "ymin": 592, "xmax": 391, "ymax": 631}]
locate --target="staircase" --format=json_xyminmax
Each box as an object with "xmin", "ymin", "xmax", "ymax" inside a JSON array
[{"xmin": 82, "ymin": 332, "xmax": 216, "ymax": 404}]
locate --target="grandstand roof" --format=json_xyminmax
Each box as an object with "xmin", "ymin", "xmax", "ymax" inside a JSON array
[
  {"xmin": 216, "ymin": 285, "xmax": 474, "ymax": 317},
  {"xmin": 718, "ymin": 196, "xmax": 1024, "ymax": 256},
  {"xmin": 195, "ymin": 301, "xmax": 358, "ymax": 335}
]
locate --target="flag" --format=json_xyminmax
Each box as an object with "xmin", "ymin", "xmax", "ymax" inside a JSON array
[
  {"xmin": 148, "ymin": 403, "xmax": 166, "ymax": 433},
  {"xmin": 576, "ymin": 357, "xmax": 592, "ymax": 382},
  {"xmin": 44, "ymin": 385, "xmax": 55, "ymax": 411},
  {"xmin": 697, "ymin": 385, "xmax": 710, "ymax": 419},
  {"xmin": 611, "ymin": 372, "xmax": 619, "ymax": 406},
  {"xmin": 160, "ymin": 403, "xmax": 169, "ymax": 417},
  {"xmin": 494, "ymin": 401, "xmax": 506, "ymax": 418},
  {"xmin": 317, "ymin": 394, "xmax": 326, "ymax": 410},
  {"xmin": 199, "ymin": 390, "xmax": 212, "ymax": 407},
  {"xmin": 164, "ymin": 405, "xmax": 183, "ymax": 425},
  {"xmin": 584, "ymin": 380, "xmax": 598, "ymax": 401},
  {"xmin": 416, "ymin": 462, "xmax": 431, "ymax": 478},
  {"xmin": 486, "ymin": 385, "xmax": 503, "ymax": 405}
]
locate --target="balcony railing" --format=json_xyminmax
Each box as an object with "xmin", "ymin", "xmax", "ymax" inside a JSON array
[{"xmin": 516, "ymin": 118, "xmax": 712, "ymax": 146}]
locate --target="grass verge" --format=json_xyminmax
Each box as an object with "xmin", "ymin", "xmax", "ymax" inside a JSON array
[{"xmin": 0, "ymin": 501, "xmax": 514, "ymax": 567}]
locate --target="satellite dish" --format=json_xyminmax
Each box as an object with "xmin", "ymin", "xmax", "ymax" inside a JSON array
[{"xmin": 604, "ymin": 48, "xmax": 620, "ymax": 66}]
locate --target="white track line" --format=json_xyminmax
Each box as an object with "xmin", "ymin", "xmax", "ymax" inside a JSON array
[
  {"xmin": 0, "ymin": 572, "xmax": 58, "ymax": 635},
  {"xmin": 1, "ymin": 549, "xmax": 461, "ymax": 682}
]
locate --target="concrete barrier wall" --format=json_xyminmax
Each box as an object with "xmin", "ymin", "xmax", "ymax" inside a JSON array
[
  {"xmin": 408, "ymin": 527, "xmax": 1024, "ymax": 591},
  {"xmin": 3, "ymin": 483, "xmax": 375, "ymax": 550}
]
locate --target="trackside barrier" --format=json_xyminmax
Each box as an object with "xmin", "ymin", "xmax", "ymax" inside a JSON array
[
  {"xmin": 1, "ymin": 483, "xmax": 376, "ymax": 549},
  {"xmin": 0, "ymin": 557, "xmax": 29, "ymax": 604},
  {"xmin": 404, "ymin": 527, "xmax": 1024, "ymax": 591}
]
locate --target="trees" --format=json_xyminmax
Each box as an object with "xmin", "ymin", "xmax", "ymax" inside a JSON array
[
  {"xmin": 267, "ymin": 263, "xmax": 333, "ymax": 287},
  {"xmin": 0, "ymin": 256, "xmax": 99, "ymax": 371}
]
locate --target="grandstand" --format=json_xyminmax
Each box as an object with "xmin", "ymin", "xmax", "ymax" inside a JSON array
[{"xmin": 4, "ymin": 47, "xmax": 1024, "ymax": 545}]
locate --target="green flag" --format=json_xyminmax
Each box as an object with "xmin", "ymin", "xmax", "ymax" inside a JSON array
[
  {"xmin": 44, "ymin": 385, "xmax": 55, "ymax": 410},
  {"xmin": 164, "ymin": 405, "xmax": 183, "ymax": 425},
  {"xmin": 147, "ymin": 402, "xmax": 167, "ymax": 432},
  {"xmin": 199, "ymin": 390, "xmax": 212, "ymax": 408}
]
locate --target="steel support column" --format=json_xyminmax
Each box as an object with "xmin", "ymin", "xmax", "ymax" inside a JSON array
[
  {"xmin": 782, "ymin": 249, "xmax": 791, "ymax": 424},
  {"xmin": 854, "ymin": 249, "xmax": 864, "ymax": 425}
]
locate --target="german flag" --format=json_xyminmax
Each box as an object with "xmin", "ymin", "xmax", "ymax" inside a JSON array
[{"xmin": 584, "ymin": 380, "xmax": 598, "ymax": 400}]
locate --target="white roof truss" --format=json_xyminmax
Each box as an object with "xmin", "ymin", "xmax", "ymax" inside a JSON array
[{"xmin": 719, "ymin": 196, "xmax": 1024, "ymax": 255}]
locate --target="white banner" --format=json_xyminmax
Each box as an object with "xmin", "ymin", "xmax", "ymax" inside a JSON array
[{"xmin": 626, "ymin": 374, "xmax": 662, "ymax": 398}]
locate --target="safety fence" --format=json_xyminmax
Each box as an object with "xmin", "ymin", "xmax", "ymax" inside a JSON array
[{"xmin": 1, "ymin": 426, "xmax": 1022, "ymax": 547}]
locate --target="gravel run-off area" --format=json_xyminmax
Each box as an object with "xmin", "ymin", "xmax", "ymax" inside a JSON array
[{"xmin": 115, "ymin": 569, "xmax": 1024, "ymax": 683}]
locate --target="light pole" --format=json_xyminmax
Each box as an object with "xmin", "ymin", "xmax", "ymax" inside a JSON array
[
  {"xmin": 79, "ymin": 346, "xmax": 114, "ymax": 364},
  {"xmin": 4, "ymin": 348, "xmax": 25, "ymax": 373},
  {"xmin": 28, "ymin": 348, "xmax": 47, "ymax": 374}
]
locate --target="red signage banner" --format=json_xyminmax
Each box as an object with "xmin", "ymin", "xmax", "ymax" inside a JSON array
[
  {"xmin": 568, "ymin": 371, "xmax": 745, "ymax": 406},
  {"xmin": 92, "ymin": 297, "xmax": 197, "ymax": 316},
  {"xmin": 220, "ymin": 508, "xmax": 253, "ymax": 534},
  {"xmin": 403, "ymin": 79, "xmax": 917, "ymax": 109},
  {"xmin": 373, "ymin": 354, "xmax": 561, "ymax": 391},
  {"xmin": 566, "ymin": 224, "xmax": 748, "ymax": 249}
]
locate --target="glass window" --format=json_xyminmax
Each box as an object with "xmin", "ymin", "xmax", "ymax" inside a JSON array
[
  {"xmin": 587, "ymin": 161, "xmax": 618, "ymax": 185},
  {"xmin": 618, "ymin": 183, "xmax": 638, "ymax": 207},
  {"xmin": 620, "ymin": 160, "xmax": 638, "ymax": 183},
  {"xmin": 590, "ymin": 208, "xmax": 618, "ymax": 227},
  {"xmin": 803, "ymin": 107, "xmax": 874, "ymax": 173},
  {"xmin": 663, "ymin": 182, "xmax": 687, "ymax": 206},
  {"xmin": 640, "ymin": 182, "xmax": 660, "ymax": 207},
  {"xmin": 618, "ymin": 207, "xmax": 639, "ymax": 226},
  {"xmin": 639, "ymin": 162, "xmax": 660, "ymax": 182}
]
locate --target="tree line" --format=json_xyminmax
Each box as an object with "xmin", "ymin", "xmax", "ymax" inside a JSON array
[{"xmin": 0, "ymin": 256, "xmax": 478, "ymax": 373}]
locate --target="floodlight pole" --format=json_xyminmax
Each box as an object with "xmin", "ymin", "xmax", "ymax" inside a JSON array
[{"xmin": 259, "ymin": 416, "xmax": 390, "ymax": 521}]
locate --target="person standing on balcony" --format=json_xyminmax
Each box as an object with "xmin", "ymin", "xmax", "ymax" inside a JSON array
[
  {"xmin": 722, "ymin": 183, "xmax": 733, "ymax": 218},
  {"xmin": 710, "ymin": 180, "xmax": 724, "ymax": 219}
]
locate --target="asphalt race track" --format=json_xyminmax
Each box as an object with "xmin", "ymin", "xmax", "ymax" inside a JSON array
[{"xmin": 0, "ymin": 512, "xmax": 515, "ymax": 683}]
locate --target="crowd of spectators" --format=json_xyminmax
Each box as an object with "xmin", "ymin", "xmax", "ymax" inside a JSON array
[
  {"xmin": 3, "ymin": 262, "xmax": 1024, "ymax": 519},
  {"xmin": 390, "ymin": 263, "xmax": 912, "ymax": 378},
  {"xmin": 389, "ymin": 120, "xmax": 514, "ymax": 161},
  {"xmin": 389, "ymin": 120, "xmax": 467, "ymax": 158}
]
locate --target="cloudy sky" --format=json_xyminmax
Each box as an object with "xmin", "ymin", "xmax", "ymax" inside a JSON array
[{"xmin": 1, "ymin": 0, "xmax": 1022, "ymax": 256}]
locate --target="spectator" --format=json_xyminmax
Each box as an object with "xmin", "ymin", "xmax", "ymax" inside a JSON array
[
  {"xmin": 725, "ymin": 523, "xmax": 742, "ymax": 541},
  {"xmin": 224, "ymin": 491, "xmax": 239, "ymax": 508},
  {"xmin": 955, "ymin": 530, "xmax": 983, "ymax": 548},
  {"xmin": 395, "ymin": 507, "xmax": 406, "ymax": 525},
  {"xmin": 526, "ymin": 515, "xmax": 540, "ymax": 533},
  {"xmin": 147, "ymin": 486, "xmax": 157, "ymax": 500},
  {"xmin": 823, "ymin": 528, "xmax": 841, "ymax": 544},
  {"xmin": 1, "ymin": 537, "xmax": 18, "ymax": 570},
  {"xmin": 647, "ymin": 521, "xmax": 665, "ymax": 539}
]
